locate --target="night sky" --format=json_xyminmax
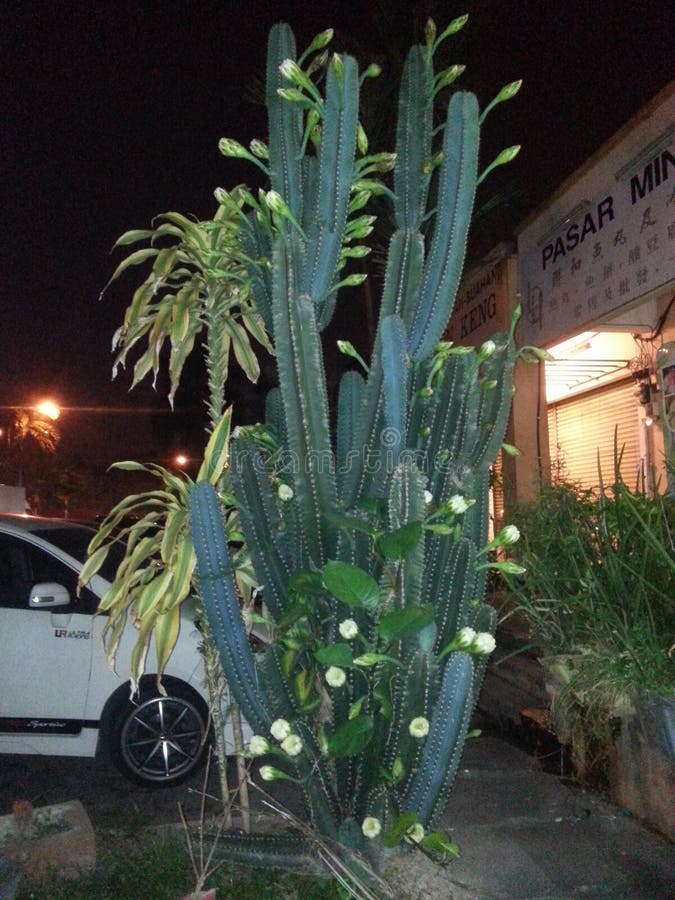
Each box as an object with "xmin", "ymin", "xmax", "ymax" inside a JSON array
[{"xmin": 2, "ymin": 0, "xmax": 673, "ymax": 465}]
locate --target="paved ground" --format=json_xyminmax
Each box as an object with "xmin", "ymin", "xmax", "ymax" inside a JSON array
[
  {"xmin": 0, "ymin": 749, "xmax": 223, "ymax": 834},
  {"xmin": 436, "ymin": 736, "xmax": 674, "ymax": 900}
]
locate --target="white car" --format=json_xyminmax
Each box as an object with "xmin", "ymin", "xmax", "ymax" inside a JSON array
[{"xmin": 0, "ymin": 513, "xmax": 239, "ymax": 786}]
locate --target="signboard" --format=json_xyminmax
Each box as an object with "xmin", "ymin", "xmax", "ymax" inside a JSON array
[
  {"xmin": 518, "ymin": 90, "xmax": 675, "ymax": 347},
  {"xmin": 445, "ymin": 251, "xmax": 512, "ymax": 345}
]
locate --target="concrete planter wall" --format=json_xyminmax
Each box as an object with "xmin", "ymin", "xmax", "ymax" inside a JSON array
[{"xmin": 610, "ymin": 694, "xmax": 675, "ymax": 841}]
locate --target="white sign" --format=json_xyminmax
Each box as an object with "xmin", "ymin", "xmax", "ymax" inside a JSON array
[
  {"xmin": 446, "ymin": 253, "xmax": 510, "ymax": 344},
  {"xmin": 519, "ymin": 116, "xmax": 675, "ymax": 347}
]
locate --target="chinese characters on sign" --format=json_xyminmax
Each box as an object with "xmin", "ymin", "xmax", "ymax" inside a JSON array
[{"xmin": 519, "ymin": 135, "xmax": 675, "ymax": 347}]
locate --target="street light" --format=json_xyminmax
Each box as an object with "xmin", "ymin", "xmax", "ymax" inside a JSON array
[{"xmin": 35, "ymin": 400, "xmax": 60, "ymax": 421}]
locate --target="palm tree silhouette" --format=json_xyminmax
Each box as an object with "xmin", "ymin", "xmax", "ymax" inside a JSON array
[{"xmin": 3, "ymin": 408, "xmax": 60, "ymax": 486}]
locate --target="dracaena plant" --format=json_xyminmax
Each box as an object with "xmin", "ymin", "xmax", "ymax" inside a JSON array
[
  {"xmin": 82, "ymin": 196, "xmax": 272, "ymax": 822},
  {"xmin": 181, "ymin": 16, "xmax": 523, "ymax": 890}
]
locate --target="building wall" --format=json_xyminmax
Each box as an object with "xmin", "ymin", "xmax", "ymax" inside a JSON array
[
  {"xmin": 517, "ymin": 82, "xmax": 674, "ymax": 349},
  {"xmin": 451, "ymin": 82, "xmax": 674, "ymax": 509}
]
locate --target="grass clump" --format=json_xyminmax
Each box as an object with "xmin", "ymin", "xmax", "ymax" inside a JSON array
[{"xmin": 16, "ymin": 827, "xmax": 341, "ymax": 900}]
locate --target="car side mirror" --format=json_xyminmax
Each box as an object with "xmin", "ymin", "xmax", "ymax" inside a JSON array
[{"xmin": 28, "ymin": 582, "xmax": 71, "ymax": 608}]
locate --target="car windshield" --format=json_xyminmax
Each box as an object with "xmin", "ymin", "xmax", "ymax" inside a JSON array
[{"xmin": 32, "ymin": 526, "xmax": 125, "ymax": 583}]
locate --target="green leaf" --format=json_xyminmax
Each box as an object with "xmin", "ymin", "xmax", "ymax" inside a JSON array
[
  {"xmin": 112, "ymin": 229, "xmax": 155, "ymax": 248},
  {"xmin": 288, "ymin": 570, "xmax": 326, "ymax": 596},
  {"xmin": 322, "ymin": 560, "xmax": 379, "ymax": 613},
  {"xmin": 153, "ymin": 604, "xmax": 181, "ymax": 675},
  {"xmin": 327, "ymin": 511, "xmax": 377, "ymax": 537},
  {"xmin": 315, "ymin": 643, "xmax": 354, "ymax": 667},
  {"xmin": 353, "ymin": 652, "xmax": 399, "ymax": 667},
  {"xmin": 348, "ymin": 696, "xmax": 365, "ymax": 719},
  {"xmin": 224, "ymin": 318, "xmax": 261, "ymax": 383},
  {"xmin": 377, "ymin": 521, "xmax": 422, "ymax": 559},
  {"xmin": 326, "ymin": 714, "xmax": 373, "ymax": 758},
  {"xmin": 423, "ymin": 523, "xmax": 455, "ymax": 535},
  {"xmin": 421, "ymin": 832, "xmax": 460, "ymax": 860},
  {"xmin": 476, "ymin": 560, "xmax": 526, "ymax": 575},
  {"xmin": 377, "ymin": 604, "xmax": 436, "ymax": 642},
  {"xmin": 197, "ymin": 406, "xmax": 232, "ymax": 483},
  {"xmin": 384, "ymin": 811, "xmax": 419, "ymax": 848},
  {"xmin": 108, "ymin": 248, "xmax": 159, "ymax": 283},
  {"xmin": 78, "ymin": 544, "xmax": 110, "ymax": 589},
  {"xmin": 501, "ymin": 442, "xmax": 521, "ymax": 457}
]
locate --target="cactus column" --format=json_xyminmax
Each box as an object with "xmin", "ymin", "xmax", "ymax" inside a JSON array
[{"xmin": 190, "ymin": 17, "xmax": 520, "ymax": 881}]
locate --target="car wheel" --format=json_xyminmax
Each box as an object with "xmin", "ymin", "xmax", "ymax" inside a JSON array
[{"xmin": 102, "ymin": 675, "xmax": 210, "ymax": 786}]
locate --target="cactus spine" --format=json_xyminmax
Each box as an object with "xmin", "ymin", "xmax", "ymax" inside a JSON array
[{"xmin": 189, "ymin": 19, "xmax": 519, "ymax": 880}]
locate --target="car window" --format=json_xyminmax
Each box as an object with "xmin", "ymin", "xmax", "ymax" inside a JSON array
[
  {"xmin": 0, "ymin": 534, "xmax": 98, "ymax": 613},
  {"xmin": 31, "ymin": 526, "xmax": 126, "ymax": 583}
]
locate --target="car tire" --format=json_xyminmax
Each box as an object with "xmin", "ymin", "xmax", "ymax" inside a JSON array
[{"xmin": 101, "ymin": 675, "xmax": 210, "ymax": 786}]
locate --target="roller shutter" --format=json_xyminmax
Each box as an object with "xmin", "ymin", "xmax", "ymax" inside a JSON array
[{"xmin": 547, "ymin": 379, "xmax": 642, "ymax": 490}]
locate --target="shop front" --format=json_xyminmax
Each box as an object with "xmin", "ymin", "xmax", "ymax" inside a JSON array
[{"xmin": 516, "ymin": 82, "xmax": 674, "ymax": 497}]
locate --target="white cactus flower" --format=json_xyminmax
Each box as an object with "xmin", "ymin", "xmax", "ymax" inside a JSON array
[
  {"xmin": 407, "ymin": 823, "xmax": 425, "ymax": 843},
  {"xmin": 339, "ymin": 618, "xmax": 359, "ymax": 640},
  {"xmin": 259, "ymin": 765, "xmax": 279, "ymax": 781},
  {"xmin": 361, "ymin": 816, "xmax": 382, "ymax": 839},
  {"xmin": 247, "ymin": 735, "xmax": 269, "ymax": 757},
  {"xmin": 472, "ymin": 632, "xmax": 496, "ymax": 655},
  {"xmin": 424, "ymin": 489, "xmax": 433, "ymax": 505},
  {"xmin": 326, "ymin": 666, "xmax": 347, "ymax": 687},
  {"xmin": 270, "ymin": 718, "xmax": 292, "ymax": 741},
  {"xmin": 409, "ymin": 716, "xmax": 430, "ymax": 738},
  {"xmin": 479, "ymin": 339, "xmax": 496, "ymax": 357},
  {"xmin": 278, "ymin": 483, "xmax": 294, "ymax": 502},
  {"xmin": 456, "ymin": 626, "xmax": 477, "ymax": 648},
  {"xmin": 281, "ymin": 734, "xmax": 303, "ymax": 756},
  {"xmin": 449, "ymin": 494, "xmax": 470, "ymax": 514}
]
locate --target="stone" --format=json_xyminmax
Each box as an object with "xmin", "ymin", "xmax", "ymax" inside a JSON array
[{"xmin": 0, "ymin": 800, "xmax": 95, "ymax": 883}]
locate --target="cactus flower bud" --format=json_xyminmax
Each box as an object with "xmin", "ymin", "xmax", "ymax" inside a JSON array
[
  {"xmin": 259, "ymin": 765, "xmax": 283, "ymax": 781},
  {"xmin": 500, "ymin": 524, "xmax": 520, "ymax": 545},
  {"xmin": 362, "ymin": 62, "xmax": 382, "ymax": 79},
  {"xmin": 331, "ymin": 53, "xmax": 344, "ymax": 80},
  {"xmin": 479, "ymin": 339, "xmax": 496, "ymax": 357},
  {"xmin": 270, "ymin": 718, "xmax": 292, "ymax": 741},
  {"xmin": 424, "ymin": 490, "xmax": 433, "ymax": 505},
  {"xmin": 218, "ymin": 138, "xmax": 248, "ymax": 158},
  {"xmin": 361, "ymin": 816, "xmax": 382, "ymax": 838},
  {"xmin": 357, "ymin": 123, "xmax": 369, "ymax": 156},
  {"xmin": 265, "ymin": 190, "xmax": 287, "ymax": 214},
  {"xmin": 279, "ymin": 58, "xmax": 303, "ymax": 83},
  {"xmin": 496, "ymin": 79, "xmax": 523, "ymax": 102},
  {"xmin": 249, "ymin": 139, "xmax": 268, "ymax": 159},
  {"xmin": 409, "ymin": 716, "xmax": 430, "ymax": 738},
  {"xmin": 306, "ymin": 28, "xmax": 334, "ymax": 53}
]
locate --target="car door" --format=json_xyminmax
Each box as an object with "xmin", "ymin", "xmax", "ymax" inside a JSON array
[{"xmin": 0, "ymin": 532, "xmax": 97, "ymax": 736}]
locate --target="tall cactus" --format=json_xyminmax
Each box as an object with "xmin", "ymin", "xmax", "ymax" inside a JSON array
[{"xmin": 190, "ymin": 17, "xmax": 521, "ymax": 882}]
